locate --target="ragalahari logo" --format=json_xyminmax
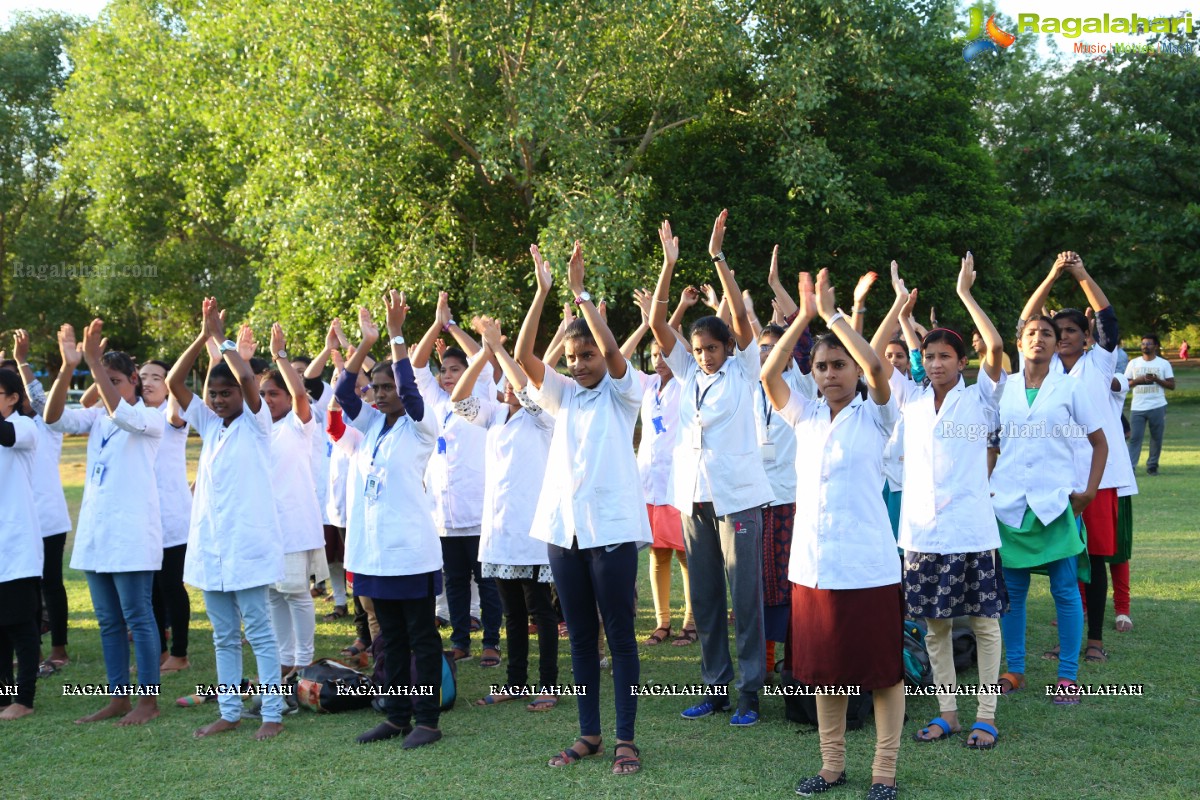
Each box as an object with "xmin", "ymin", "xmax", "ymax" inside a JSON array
[{"xmin": 963, "ymin": 7, "xmax": 1016, "ymax": 61}]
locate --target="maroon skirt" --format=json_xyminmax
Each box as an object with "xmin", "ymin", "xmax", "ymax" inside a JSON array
[{"xmin": 790, "ymin": 582, "xmax": 904, "ymax": 691}]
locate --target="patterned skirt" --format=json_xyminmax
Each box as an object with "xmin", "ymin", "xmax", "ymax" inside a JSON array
[
  {"xmin": 762, "ymin": 503, "xmax": 795, "ymax": 608},
  {"xmin": 481, "ymin": 563, "xmax": 554, "ymax": 583},
  {"xmin": 903, "ymin": 550, "xmax": 1008, "ymax": 619}
]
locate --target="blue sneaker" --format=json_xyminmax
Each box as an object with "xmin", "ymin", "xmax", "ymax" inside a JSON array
[
  {"xmin": 681, "ymin": 695, "xmax": 730, "ymax": 719},
  {"xmin": 730, "ymin": 708, "xmax": 759, "ymax": 726}
]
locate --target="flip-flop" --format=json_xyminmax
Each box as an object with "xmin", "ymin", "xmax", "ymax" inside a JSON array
[
  {"xmin": 475, "ymin": 692, "xmax": 515, "ymax": 706},
  {"xmin": 480, "ymin": 648, "xmax": 502, "ymax": 668},
  {"xmin": 37, "ymin": 658, "xmax": 68, "ymax": 679},
  {"xmin": 964, "ymin": 721, "xmax": 1000, "ymax": 750},
  {"xmin": 1052, "ymin": 679, "xmax": 1081, "ymax": 705},
  {"xmin": 912, "ymin": 716, "xmax": 958, "ymax": 742}
]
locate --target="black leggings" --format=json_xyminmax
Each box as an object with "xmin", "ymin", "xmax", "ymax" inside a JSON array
[
  {"xmin": 152, "ymin": 544, "xmax": 191, "ymax": 657},
  {"xmin": 41, "ymin": 533, "xmax": 69, "ymax": 648},
  {"xmin": 1085, "ymin": 555, "xmax": 1108, "ymax": 641},
  {"xmin": 374, "ymin": 592, "xmax": 443, "ymax": 729},
  {"xmin": 494, "ymin": 577, "xmax": 558, "ymax": 691},
  {"xmin": 2, "ymin": 578, "xmax": 42, "ymax": 709}
]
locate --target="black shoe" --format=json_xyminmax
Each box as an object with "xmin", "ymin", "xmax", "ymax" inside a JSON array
[
  {"xmin": 356, "ymin": 721, "xmax": 412, "ymax": 744},
  {"xmin": 1147, "ymin": 467, "xmax": 1159, "ymax": 476},
  {"xmin": 795, "ymin": 771, "xmax": 847, "ymax": 796},
  {"xmin": 401, "ymin": 726, "xmax": 443, "ymax": 749},
  {"xmin": 866, "ymin": 783, "xmax": 898, "ymax": 800}
]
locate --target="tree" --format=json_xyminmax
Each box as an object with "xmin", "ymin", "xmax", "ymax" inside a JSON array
[{"xmin": 0, "ymin": 12, "xmax": 90, "ymax": 365}]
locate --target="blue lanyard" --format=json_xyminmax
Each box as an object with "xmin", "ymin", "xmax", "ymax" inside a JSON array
[
  {"xmin": 760, "ymin": 386, "xmax": 772, "ymax": 429},
  {"xmin": 694, "ymin": 373, "xmax": 724, "ymax": 415},
  {"xmin": 371, "ymin": 420, "xmax": 396, "ymax": 464},
  {"xmin": 98, "ymin": 420, "xmax": 118, "ymax": 452}
]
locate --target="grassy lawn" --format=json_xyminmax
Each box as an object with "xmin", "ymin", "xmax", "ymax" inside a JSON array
[{"xmin": 6, "ymin": 362, "xmax": 1200, "ymax": 800}]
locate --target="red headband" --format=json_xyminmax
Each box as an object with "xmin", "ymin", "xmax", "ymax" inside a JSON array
[{"xmin": 926, "ymin": 327, "xmax": 963, "ymax": 344}]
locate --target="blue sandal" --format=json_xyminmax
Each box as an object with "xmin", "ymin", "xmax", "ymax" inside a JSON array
[
  {"xmin": 912, "ymin": 716, "xmax": 958, "ymax": 742},
  {"xmin": 964, "ymin": 721, "xmax": 1000, "ymax": 750}
]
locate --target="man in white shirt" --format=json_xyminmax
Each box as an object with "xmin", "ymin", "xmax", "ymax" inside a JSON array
[{"xmin": 1125, "ymin": 334, "xmax": 1174, "ymax": 476}]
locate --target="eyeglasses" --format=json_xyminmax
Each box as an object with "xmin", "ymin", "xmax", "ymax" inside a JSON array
[{"xmin": 759, "ymin": 344, "xmax": 776, "ymax": 353}]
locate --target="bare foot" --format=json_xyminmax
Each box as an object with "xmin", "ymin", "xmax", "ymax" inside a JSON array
[
  {"xmin": 160, "ymin": 656, "xmax": 190, "ymax": 674},
  {"xmin": 0, "ymin": 704, "xmax": 34, "ymax": 720},
  {"xmin": 254, "ymin": 722, "xmax": 284, "ymax": 740},
  {"xmin": 194, "ymin": 718, "xmax": 241, "ymax": 738},
  {"xmin": 116, "ymin": 698, "xmax": 159, "ymax": 727},
  {"xmin": 75, "ymin": 698, "xmax": 132, "ymax": 724}
]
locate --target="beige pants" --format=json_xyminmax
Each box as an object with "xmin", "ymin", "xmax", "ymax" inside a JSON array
[
  {"xmin": 926, "ymin": 616, "xmax": 1002, "ymax": 719},
  {"xmin": 649, "ymin": 547, "xmax": 694, "ymax": 629},
  {"xmin": 358, "ymin": 596, "xmax": 382, "ymax": 643},
  {"xmin": 816, "ymin": 681, "xmax": 905, "ymax": 780}
]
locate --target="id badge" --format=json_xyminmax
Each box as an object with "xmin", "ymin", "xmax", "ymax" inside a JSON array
[
  {"xmin": 364, "ymin": 468, "xmax": 385, "ymax": 501},
  {"xmin": 436, "ymin": 436, "xmax": 447, "ymax": 455},
  {"xmin": 652, "ymin": 415, "xmax": 666, "ymax": 435},
  {"xmin": 760, "ymin": 441, "xmax": 776, "ymax": 463},
  {"xmin": 90, "ymin": 463, "xmax": 107, "ymax": 487},
  {"xmin": 690, "ymin": 425, "xmax": 703, "ymax": 450}
]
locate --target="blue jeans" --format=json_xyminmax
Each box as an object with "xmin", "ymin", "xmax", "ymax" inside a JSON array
[
  {"xmin": 548, "ymin": 540, "xmax": 639, "ymax": 742},
  {"xmin": 203, "ymin": 586, "xmax": 284, "ymax": 723},
  {"xmin": 441, "ymin": 536, "xmax": 501, "ymax": 651},
  {"xmin": 85, "ymin": 571, "xmax": 159, "ymax": 691},
  {"xmin": 1001, "ymin": 556, "xmax": 1083, "ymax": 681}
]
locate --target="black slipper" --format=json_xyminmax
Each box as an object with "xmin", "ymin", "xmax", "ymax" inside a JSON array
[
  {"xmin": 402, "ymin": 726, "xmax": 443, "ymax": 749},
  {"xmin": 356, "ymin": 721, "xmax": 412, "ymax": 744}
]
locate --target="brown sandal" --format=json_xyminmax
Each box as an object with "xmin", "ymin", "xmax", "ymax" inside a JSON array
[
  {"xmin": 671, "ymin": 627, "xmax": 698, "ymax": 646},
  {"xmin": 642, "ymin": 626, "xmax": 671, "ymax": 646}
]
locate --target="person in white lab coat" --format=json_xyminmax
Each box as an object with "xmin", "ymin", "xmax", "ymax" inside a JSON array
[
  {"xmin": 45, "ymin": 320, "xmax": 164, "ymax": 726},
  {"xmin": 0, "ymin": 368, "xmax": 42, "ymax": 720},
  {"xmin": 167, "ymin": 298, "xmax": 287, "ymax": 741},
  {"xmin": 762, "ymin": 270, "xmax": 905, "ymax": 800},
  {"xmin": 516, "ymin": 241, "xmax": 648, "ymax": 775}
]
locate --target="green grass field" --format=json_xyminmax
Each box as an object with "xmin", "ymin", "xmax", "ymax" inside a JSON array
[{"xmin": 6, "ymin": 363, "xmax": 1200, "ymax": 800}]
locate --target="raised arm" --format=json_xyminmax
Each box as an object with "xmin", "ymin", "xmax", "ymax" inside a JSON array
[
  {"xmin": 515, "ymin": 244, "xmax": 553, "ymax": 388},
  {"xmin": 211, "ymin": 304, "xmax": 261, "ymax": 414},
  {"xmin": 303, "ymin": 319, "xmax": 342, "ymax": 380},
  {"xmin": 620, "ymin": 288, "xmax": 652, "ymax": 361},
  {"xmin": 670, "ymin": 286, "xmax": 698, "ymax": 333},
  {"xmin": 270, "ymin": 323, "xmax": 312, "ymax": 423},
  {"xmin": 168, "ymin": 298, "xmax": 220, "ymax": 412},
  {"xmin": 767, "ymin": 245, "xmax": 799, "ymax": 318},
  {"xmin": 80, "ymin": 319, "xmax": 123, "ymax": 415},
  {"xmin": 649, "ymin": 220, "xmax": 686, "ymax": 356},
  {"xmin": 1063, "ymin": 252, "xmax": 1117, "ymax": 351},
  {"xmin": 851, "ymin": 271, "xmax": 878, "ymax": 335},
  {"xmin": 449, "ymin": 332, "xmax": 491, "ymax": 403},
  {"xmin": 567, "ymin": 240, "xmax": 627, "ymax": 379},
  {"xmin": 761, "ymin": 271, "xmax": 816, "ymax": 411},
  {"xmin": 478, "ymin": 316, "xmax": 530, "ymax": 392},
  {"xmin": 708, "ymin": 209, "xmax": 754, "ymax": 349},
  {"xmin": 957, "ymin": 252, "xmax": 1005, "ymax": 383},
  {"xmin": 743, "ymin": 289, "xmax": 763, "ymax": 338},
  {"xmin": 1020, "ymin": 252, "xmax": 1069, "ymax": 323},
  {"xmin": 344, "ymin": 306, "xmax": 380, "ymax": 376},
  {"xmin": 410, "ymin": 291, "xmax": 450, "ymax": 370},
  {"xmin": 819, "ymin": 269, "xmax": 890, "ymax": 404},
  {"xmin": 43, "ymin": 323, "xmax": 84, "ymax": 425},
  {"xmin": 869, "ymin": 261, "xmax": 910, "ymax": 382},
  {"xmin": 898, "ymin": 291, "xmax": 922, "ymax": 351},
  {"xmin": 10, "ymin": 329, "xmax": 42, "ymax": 411},
  {"xmin": 542, "ymin": 303, "xmax": 572, "ymax": 368}
]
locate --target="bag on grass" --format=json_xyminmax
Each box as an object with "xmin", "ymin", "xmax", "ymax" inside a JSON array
[
  {"xmin": 951, "ymin": 623, "xmax": 977, "ymax": 672},
  {"xmin": 779, "ymin": 668, "xmax": 874, "ymax": 731},
  {"xmin": 902, "ymin": 620, "xmax": 933, "ymax": 688},
  {"xmin": 370, "ymin": 636, "xmax": 458, "ymax": 712},
  {"xmin": 295, "ymin": 658, "xmax": 375, "ymax": 713}
]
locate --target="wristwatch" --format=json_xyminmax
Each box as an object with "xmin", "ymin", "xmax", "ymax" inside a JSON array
[
  {"xmin": 218, "ymin": 339, "xmax": 237, "ymax": 354},
  {"xmin": 442, "ymin": 319, "xmax": 456, "ymax": 332},
  {"xmin": 574, "ymin": 291, "xmax": 592, "ymax": 306},
  {"xmin": 275, "ymin": 349, "xmax": 288, "ymax": 360},
  {"xmin": 711, "ymin": 252, "xmax": 726, "ymax": 263},
  {"xmin": 390, "ymin": 335, "xmax": 406, "ymax": 346}
]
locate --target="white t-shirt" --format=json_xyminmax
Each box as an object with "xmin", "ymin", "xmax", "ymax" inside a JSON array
[
  {"xmin": 416, "ymin": 367, "xmax": 488, "ymax": 533},
  {"xmin": 530, "ymin": 362, "xmax": 652, "ymax": 549},
  {"xmin": 49, "ymin": 399, "xmax": 164, "ymax": 573},
  {"xmin": 183, "ymin": 400, "xmax": 284, "ymax": 591},
  {"xmin": 25, "ymin": 381, "xmax": 72, "ymax": 537},
  {"xmin": 1125, "ymin": 356, "xmax": 1173, "ymax": 412},
  {"xmin": 270, "ymin": 411, "xmax": 326, "ymax": 554},
  {"xmin": 0, "ymin": 414, "xmax": 43, "ymax": 582},
  {"xmin": 755, "ymin": 367, "xmax": 805, "ymax": 506}
]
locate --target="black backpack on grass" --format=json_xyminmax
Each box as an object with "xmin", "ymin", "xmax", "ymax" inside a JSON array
[{"xmin": 779, "ymin": 668, "xmax": 874, "ymax": 730}]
